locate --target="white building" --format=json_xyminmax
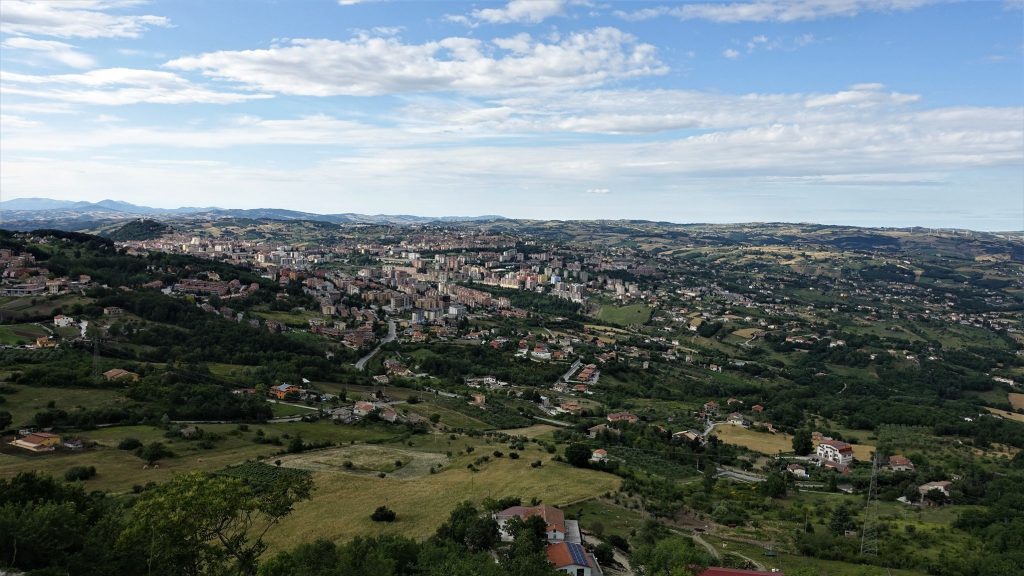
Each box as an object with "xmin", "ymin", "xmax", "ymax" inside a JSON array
[{"xmin": 816, "ymin": 439, "xmax": 854, "ymax": 466}]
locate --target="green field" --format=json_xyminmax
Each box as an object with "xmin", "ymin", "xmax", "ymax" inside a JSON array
[
  {"xmin": 270, "ymin": 401, "xmax": 319, "ymax": 417},
  {"xmin": 267, "ymin": 450, "xmax": 621, "ymax": 550},
  {"xmin": 563, "ymin": 498, "xmax": 647, "ymax": 542},
  {"xmin": 253, "ymin": 308, "xmax": 323, "ymax": 328},
  {"xmin": 0, "ymin": 323, "xmax": 49, "ymax": 345},
  {"xmin": 0, "ymin": 295, "xmax": 92, "ymax": 323},
  {"xmin": 404, "ymin": 401, "xmax": 491, "ymax": 430},
  {"xmin": 595, "ymin": 303, "xmax": 653, "ymax": 326},
  {"xmin": 0, "ymin": 384, "xmax": 134, "ymax": 427},
  {"xmin": 0, "ymin": 420, "xmax": 405, "ymax": 492}
]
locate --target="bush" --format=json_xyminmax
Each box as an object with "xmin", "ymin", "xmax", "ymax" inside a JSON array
[
  {"xmin": 370, "ymin": 506, "xmax": 397, "ymax": 522},
  {"xmin": 118, "ymin": 437, "xmax": 142, "ymax": 450},
  {"xmin": 564, "ymin": 443, "xmax": 591, "ymax": 468},
  {"xmin": 137, "ymin": 441, "xmax": 173, "ymax": 463},
  {"xmin": 608, "ymin": 534, "xmax": 630, "ymax": 552},
  {"xmin": 593, "ymin": 542, "xmax": 614, "ymax": 565},
  {"xmin": 64, "ymin": 465, "xmax": 96, "ymax": 481}
]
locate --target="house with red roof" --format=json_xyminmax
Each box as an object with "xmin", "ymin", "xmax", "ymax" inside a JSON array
[
  {"xmin": 606, "ymin": 411, "xmax": 638, "ymax": 424},
  {"xmin": 11, "ymin": 432, "xmax": 61, "ymax": 452},
  {"xmin": 888, "ymin": 454, "xmax": 914, "ymax": 472},
  {"xmin": 546, "ymin": 542, "xmax": 601, "ymax": 576},
  {"xmin": 816, "ymin": 439, "xmax": 854, "ymax": 466},
  {"xmin": 495, "ymin": 505, "xmax": 567, "ymax": 542}
]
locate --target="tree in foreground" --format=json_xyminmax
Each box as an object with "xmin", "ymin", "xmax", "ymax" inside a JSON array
[{"xmin": 119, "ymin": 470, "xmax": 313, "ymax": 576}]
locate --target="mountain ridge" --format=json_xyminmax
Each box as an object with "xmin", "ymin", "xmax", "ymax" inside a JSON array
[{"xmin": 0, "ymin": 197, "xmax": 507, "ymax": 228}]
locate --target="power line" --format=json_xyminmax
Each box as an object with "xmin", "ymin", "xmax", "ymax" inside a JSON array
[{"xmin": 860, "ymin": 451, "xmax": 881, "ymax": 556}]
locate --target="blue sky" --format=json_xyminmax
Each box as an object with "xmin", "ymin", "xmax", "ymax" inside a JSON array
[{"xmin": 1, "ymin": 0, "xmax": 1022, "ymax": 229}]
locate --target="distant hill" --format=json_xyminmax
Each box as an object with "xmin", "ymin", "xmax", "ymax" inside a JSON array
[
  {"xmin": 0, "ymin": 197, "xmax": 507, "ymax": 231},
  {"xmin": 105, "ymin": 219, "xmax": 173, "ymax": 241}
]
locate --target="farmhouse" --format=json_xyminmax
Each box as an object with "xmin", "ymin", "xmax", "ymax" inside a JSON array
[
  {"xmin": 546, "ymin": 542, "xmax": 601, "ymax": 576},
  {"xmin": 11, "ymin": 432, "xmax": 61, "ymax": 452},
  {"xmin": 103, "ymin": 368, "xmax": 140, "ymax": 382},
  {"xmin": 787, "ymin": 463, "xmax": 808, "ymax": 478},
  {"xmin": 703, "ymin": 400, "xmax": 720, "ymax": 416},
  {"xmin": 888, "ymin": 455, "xmax": 915, "ymax": 472},
  {"xmin": 271, "ymin": 383, "xmax": 300, "ymax": 399},
  {"xmin": 495, "ymin": 505, "xmax": 568, "ymax": 543},
  {"xmin": 816, "ymin": 439, "xmax": 854, "ymax": 466},
  {"xmin": 353, "ymin": 401, "xmax": 376, "ymax": 416},
  {"xmin": 53, "ymin": 314, "xmax": 76, "ymax": 328},
  {"xmin": 673, "ymin": 429, "xmax": 703, "ymax": 443},
  {"xmin": 606, "ymin": 411, "xmax": 638, "ymax": 424},
  {"xmin": 726, "ymin": 412, "xmax": 751, "ymax": 427},
  {"xmin": 918, "ymin": 480, "xmax": 952, "ymax": 498},
  {"xmin": 559, "ymin": 400, "xmax": 583, "ymax": 414},
  {"xmin": 590, "ymin": 448, "xmax": 608, "ymax": 463}
]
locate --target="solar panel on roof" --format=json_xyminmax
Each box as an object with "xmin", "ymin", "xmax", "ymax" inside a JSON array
[{"xmin": 567, "ymin": 543, "xmax": 588, "ymax": 566}]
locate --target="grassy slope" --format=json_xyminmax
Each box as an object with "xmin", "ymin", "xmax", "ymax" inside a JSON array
[
  {"xmin": 596, "ymin": 303, "xmax": 653, "ymax": 326},
  {"xmin": 268, "ymin": 455, "xmax": 620, "ymax": 550}
]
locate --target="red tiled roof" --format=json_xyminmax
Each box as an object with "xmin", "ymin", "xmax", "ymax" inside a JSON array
[
  {"xmin": 820, "ymin": 439, "xmax": 853, "ymax": 452},
  {"xmin": 496, "ymin": 505, "xmax": 566, "ymax": 534},
  {"xmin": 546, "ymin": 542, "xmax": 592, "ymax": 569}
]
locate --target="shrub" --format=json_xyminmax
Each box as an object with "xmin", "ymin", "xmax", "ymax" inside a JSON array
[
  {"xmin": 137, "ymin": 441, "xmax": 173, "ymax": 463},
  {"xmin": 371, "ymin": 506, "xmax": 396, "ymax": 522},
  {"xmin": 608, "ymin": 534, "xmax": 630, "ymax": 552},
  {"xmin": 64, "ymin": 465, "xmax": 96, "ymax": 481},
  {"xmin": 118, "ymin": 437, "xmax": 142, "ymax": 450}
]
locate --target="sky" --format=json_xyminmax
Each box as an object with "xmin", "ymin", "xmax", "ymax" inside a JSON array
[{"xmin": 1, "ymin": 0, "xmax": 1022, "ymax": 230}]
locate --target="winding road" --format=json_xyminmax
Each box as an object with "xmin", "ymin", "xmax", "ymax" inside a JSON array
[{"xmin": 354, "ymin": 319, "xmax": 396, "ymax": 371}]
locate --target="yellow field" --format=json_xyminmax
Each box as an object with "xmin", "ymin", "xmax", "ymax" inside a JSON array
[
  {"xmin": 714, "ymin": 424, "xmax": 876, "ymax": 461},
  {"xmin": 986, "ymin": 406, "xmax": 1024, "ymax": 423},
  {"xmin": 1009, "ymin": 393, "xmax": 1024, "ymax": 411},
  {"xmin": 277, "ymin": 444, "xmax": 447, "ymax": 479},
  {"xmin": 731, "ymin": 328, "xmax": 761, "ymax": 338},
  {"xmin": 267, "ymin": 455, "xmax": 620, "ymax": 550},
  {"xmin": 713, "ymin": 424, "xmax": 793, "ymax": 454},
  {"xmin": 501, "ymin": 424, "xmax": 559, "ymax": 438}
]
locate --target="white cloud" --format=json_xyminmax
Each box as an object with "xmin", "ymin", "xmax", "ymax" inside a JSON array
[
  {"xmin": 723, "ymin": 48, "xmax": 741, "ymax": 59},
  {"xmin": 165, "ymin": 28, "xmax": 667, "ymax": 96},
  {"xmin": 0, "ymin": 114, "xmax": 425, "ymax": 151},
  {"xmin": 617, "ymin": 0, "xmax": 934, "ymax": 23},
  {"xmin": 0, "ymin": 0, "xmax": 170, "ymax": 39},
  {"xmin": 586, "ymin": 188, "xmax": 610, "ymax": 194},
  {"xmin": 0, "ymin": 68, "xmax": 270, "ymax": 105},
  {"xmin": 805, "ymin": 83, "xmax": 919, "ymax": 107},
  {"xmin": 0, "ymin": 114, "xmax": 40, "ymax": 129},
  {"xmin": 465, "ymin": 0, "xmax": 568, "ymax": 24},
  {"xmin": 5, "ymin": 85, "xmax": 1019, "ymax": 184},
  {"xmin": 1, "ymin": 37, "xmax": 96, "ymax": 69}
]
